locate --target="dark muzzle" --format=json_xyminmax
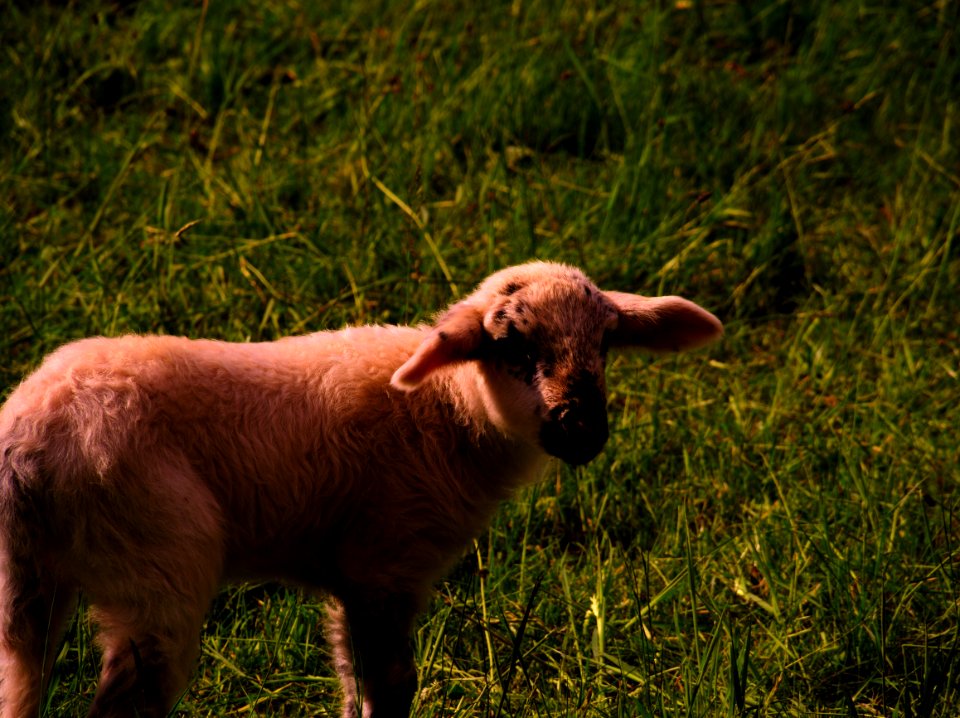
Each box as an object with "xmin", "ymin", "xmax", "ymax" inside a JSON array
[{"xmin": 538, "ymin": 390, "xmax": 609, "ymax": 466}]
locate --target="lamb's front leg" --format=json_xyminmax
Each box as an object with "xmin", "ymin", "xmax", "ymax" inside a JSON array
[{"xmin": 327, "ymin": 593, "xmax": 419, "ymax": 718}]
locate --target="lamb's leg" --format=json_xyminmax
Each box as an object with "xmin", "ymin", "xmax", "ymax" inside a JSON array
[
  {"xmin": 327, "ymin": 594, "xmax": 418, "ymax": 718},
  {"xmin": 0, "ymin": 569, "xmax": 77, "ymax": 718},
  {"xmin": 86, "ymin": 601, "xmax": 209, "ymax": 718},
  {"xmin": 82, "ymin": 457, "xmax": 223, "ymax": 717},
  {"xmin": 84, "ymin": 542, "xmax": 220, "ymax": 717}
]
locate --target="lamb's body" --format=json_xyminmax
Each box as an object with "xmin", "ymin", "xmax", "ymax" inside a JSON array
[
  {"xmin": 0, "ymin": 330, "xmax": 538, "ymax": 718},
  {"xmin": 6, "ymin": 330, "xmax": 537, "ymax": 587},
  {"xmin": 0, "ymin": 262, "xmax": 722, "ymax": 717}
]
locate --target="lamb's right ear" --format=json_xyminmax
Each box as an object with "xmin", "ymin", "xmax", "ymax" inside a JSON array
[{"xmin": 391, "ymin": 301, "xmax": 486, "ymax": 391}]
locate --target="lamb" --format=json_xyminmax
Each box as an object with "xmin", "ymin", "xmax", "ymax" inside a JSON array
[{"xmin": 0, "ymin": 261, "xmax": 722, "ymax": 718}]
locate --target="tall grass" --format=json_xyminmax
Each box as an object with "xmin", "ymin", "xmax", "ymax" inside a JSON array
[{"xmin": 2, "ymin": 0, "xmax": 958, "ymax": 715}]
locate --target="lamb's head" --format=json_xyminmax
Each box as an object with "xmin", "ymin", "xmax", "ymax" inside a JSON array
[{"xmin": 391, "ymin": 262, "xmax": 723, "ymax": 466}]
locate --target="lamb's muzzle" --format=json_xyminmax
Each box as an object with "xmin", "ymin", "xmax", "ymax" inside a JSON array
[
  {"xmin": 539, "ymin": 372, "xmax": 609, "ymax": 466},
  {"xmin": 0, "ymin": 261, "xmax": 722, "ymax": 718}
]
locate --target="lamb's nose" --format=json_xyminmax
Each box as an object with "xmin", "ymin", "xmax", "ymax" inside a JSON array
[{"xmin": 540, "ymin": 392, "xmax": 609, "ymax": 466}]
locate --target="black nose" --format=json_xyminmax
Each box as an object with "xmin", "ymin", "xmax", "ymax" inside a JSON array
[{"xmin": 539, "ymin": 394, "xmax": 609, "ymax": 466}]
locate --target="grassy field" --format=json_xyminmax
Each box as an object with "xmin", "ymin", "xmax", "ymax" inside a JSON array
[{"xmin": 2, "ymin": 0, "xmax": 959, "ymax": 715}]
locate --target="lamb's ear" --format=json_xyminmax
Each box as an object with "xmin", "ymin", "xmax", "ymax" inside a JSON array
[
  {"xmin": 604, "ymin": 291, "xmax": 723, "ymax": 352},
  {"xmin": 391, "ymin": 301, "xmax": 486, "ymax": 391}
]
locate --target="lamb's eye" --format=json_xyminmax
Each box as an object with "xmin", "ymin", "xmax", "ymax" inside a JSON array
[
  {"xmin": 498, "ymin": 325, "xmax": 538, "ymax": 369},
  {"xmin": 600, "ymin": 333, "xmax": 611, "ymax": 358}
]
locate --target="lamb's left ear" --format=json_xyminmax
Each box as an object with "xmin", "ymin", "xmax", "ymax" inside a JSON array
[
  {"xmin": 391, "ymin": 301, "xmax": 486, "ymax": 391},
  {"xmin": 604, "ymin": 291, "xmax": 723, "ymax": 352}
]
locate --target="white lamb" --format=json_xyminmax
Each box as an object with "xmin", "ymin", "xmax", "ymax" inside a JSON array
[{"xmin": 0, "ymin": 261, "xmax": 722, "ymax": 717}]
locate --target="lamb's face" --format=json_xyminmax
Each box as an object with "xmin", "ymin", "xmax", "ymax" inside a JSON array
[
  {"xmin": 390, "ymin": 261, "xmax": 723, "ymax": 467},
  {"xmin": 474, "ymin": 268, "xmax": 618, "ymax": 466}
]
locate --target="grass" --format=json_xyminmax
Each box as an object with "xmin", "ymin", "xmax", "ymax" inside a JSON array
[{"xmin": 2, "ymin": 0, "xmax": 959, "ymax": 715}]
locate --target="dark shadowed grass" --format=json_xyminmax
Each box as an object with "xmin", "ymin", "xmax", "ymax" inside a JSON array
[{"xmin": 2, "ymin": 0, "xmax": 958, "ymax": 715}]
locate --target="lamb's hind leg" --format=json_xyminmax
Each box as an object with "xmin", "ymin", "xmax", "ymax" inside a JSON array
[
  {"xmin": 86, "ymin": 605, "xmax": 207, "ymax": 718},
  {"xmin": 83, "ymin": 458, "xmax": 224, "ymax": 717},
  {"xmin": 328, "ymin": 593, "xmax": 419, "ymax": 718},
  {"xmin": 85, "ymin": 544, "xmax": 220, "ymax": 717},
  {"xmin": 83, "ymin": 542, "xmax": 221, "ymax": 716},
  {"xmin": 0, "ymin": 558, "xmax": 78, "ymax": 718}
]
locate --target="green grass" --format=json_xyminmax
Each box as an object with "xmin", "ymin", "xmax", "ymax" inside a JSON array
[{"xmin": 2, "ymin": 0, "xmax": 959, "ymax": 715}]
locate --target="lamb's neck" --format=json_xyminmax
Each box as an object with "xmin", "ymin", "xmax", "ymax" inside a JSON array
[{"xmin": 437, "ymin": 363, "xmax": 548, "ymax": 491}]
